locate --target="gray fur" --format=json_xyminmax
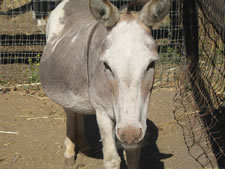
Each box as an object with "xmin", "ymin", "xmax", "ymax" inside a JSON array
[{"xmin": 40, "ymin": 0, "xmax": 170, "ymax": 168}]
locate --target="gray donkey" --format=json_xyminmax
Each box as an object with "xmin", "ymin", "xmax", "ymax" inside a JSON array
[{"xmin": 40, "ymin": 0, "xmax": 170, "ymax": 168}]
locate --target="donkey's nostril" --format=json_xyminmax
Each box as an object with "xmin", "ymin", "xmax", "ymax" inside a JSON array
[{"xmin": 135, "ymin": 128, "xmax": 142, "ymax": 143}]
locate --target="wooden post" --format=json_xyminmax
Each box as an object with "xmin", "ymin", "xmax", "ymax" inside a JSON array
[
  {"xmin": 183, "ymin": 0, "xmax": 214, "ymax": 113},
  {"xmin": 183, "ymin": 0, "xmax": 225, "ymax": 168}
]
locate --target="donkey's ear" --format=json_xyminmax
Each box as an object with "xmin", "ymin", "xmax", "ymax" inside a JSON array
[
  {"xmin": 89, "ymin": 0, "xmax": 120, "ymax": 29},
  {"xmin": 140, "ymin": 0, "xmax": 170, "ymax": 27}
]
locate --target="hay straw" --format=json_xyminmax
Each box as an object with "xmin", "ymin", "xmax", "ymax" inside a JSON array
[
  {"xmin": 16, "ymin": 83, "xmax": 41, "ymax": 87},
  {"xmin": 3, "ymin": 142, "xmax": 16, "ymax": 147},
  {"xmin": 159, "ymin": 111, "xmax": 199, "ymax": 128},
  {"xmin": 26, "ymin": 115, "xmax": 61, "ymax": 120},
  {"xmin": 22, "ymin": 93, "xmax": 48, "ymax": 100},
  {"xmin": 0, "ymin": 130, "xmax": 18, "ymax": 135},
  {"xmin": 0, "ymin": 82, "xmax": 41, "ymax": 89},
  {"xmin": 153, "ymin": 78, "xmax": 168, "ymax": 87}
]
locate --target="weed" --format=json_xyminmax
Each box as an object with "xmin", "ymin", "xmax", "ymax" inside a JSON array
[
  {"xmin": 0, "ymin": 74, "xmax": 8, "ymax": 84},
  {"xmin": 26, "ymin": 55, "xmax": 40, "ymax": 83},
  {"xmin": 159, "ymin": 46, "xmax": 182, "ymax": 64}
]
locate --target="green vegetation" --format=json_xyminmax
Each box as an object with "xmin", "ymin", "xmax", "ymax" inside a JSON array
[
  {"xmin": 159, "ymin": 46, "xmax": 182, "ymax": 64},
  {"xmin": 26, "ymin": 55, "xmax": 40, "ymax": 83},
  {"xmin": 0, "ymin": 74, "xmax": 7, "ymax": 84}
]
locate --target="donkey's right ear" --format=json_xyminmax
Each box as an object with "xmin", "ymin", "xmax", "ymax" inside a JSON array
[
  {"xmin": 140, "ymin": 0, "xmax": 170, "ymax": 27},
  {"xmin": 89, "ymin": 0, "xmax": 120, "ymax": 29}
]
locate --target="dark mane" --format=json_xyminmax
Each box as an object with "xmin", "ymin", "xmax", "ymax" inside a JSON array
[{"xmin": 127, "ymin": 0, "xmax": 147, "ymax": 13}]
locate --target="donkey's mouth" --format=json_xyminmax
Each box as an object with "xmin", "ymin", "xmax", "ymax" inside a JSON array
[{"xmin": 121, "ymin": 142, "xmax": 141, "ymax": 150}]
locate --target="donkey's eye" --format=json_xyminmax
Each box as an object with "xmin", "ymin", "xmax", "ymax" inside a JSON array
[
  {"xmin": 103, "ymin": 62, "xmax": 112, "ymax": 72},
  {"xmin": 146, "ymin": 61, "xmax": 155, "ymax": 71}
]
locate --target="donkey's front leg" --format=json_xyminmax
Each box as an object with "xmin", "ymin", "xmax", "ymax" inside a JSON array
[
  {"xmin": 96, "ymin": 111, "xmax": 121, "ymax": 169},
  {"xmin": 125, "ymin": 147, "xmax": 141, "ymax": 169}
]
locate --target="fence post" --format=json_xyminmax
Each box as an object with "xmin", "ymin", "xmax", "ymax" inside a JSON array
[
  {"xmin": 182, "ymin": 0, "xmax": 225, "ymax": 167},
  {"xmin": 183, "ymin": 0, "xmax": 216, "ymax": 116}
]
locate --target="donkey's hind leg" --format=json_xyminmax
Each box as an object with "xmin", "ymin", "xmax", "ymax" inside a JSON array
[{"xmin": 64, "ymin": 109, "xmax": 79, "ymax": 167}]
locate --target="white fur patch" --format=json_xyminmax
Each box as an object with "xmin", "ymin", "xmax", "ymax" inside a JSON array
[
  {"xmin": 51, "ymin": 27, "xmax": 72, "ymax": 52},
  {"xmin": 37, "ymin": 19, "xmax": 46, "ymax": 27},
  {"xmin": 46, "ymin": 0, "xmax": 70, "ymax": 42},
  {"xmin": 51, "ymin": 23, "xmax": 94, "ymax": 53},
  {"xmin": 71, "ymin": 34, "xmax": 79, "ymax": 43},
  {"xmin": 101, "ymin": 20, "xmax": 157, "ymax": 133},
  {"xmin": 102, "ymin": 20, "xmax": 158, "ymax": 79}
]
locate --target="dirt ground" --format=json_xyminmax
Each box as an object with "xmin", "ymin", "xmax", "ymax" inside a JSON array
[{"xmin": 0, "ymin": 86, "xmax": 212, "ymax": 169}]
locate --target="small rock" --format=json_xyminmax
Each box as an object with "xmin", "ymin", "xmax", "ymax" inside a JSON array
[
  {"xmin": 12, "ymin": 153, "xmax": 20, "ymax": 163},
  {"xmin": 0, "ymin": 158, "xmax": 6, "ymax": 163}
]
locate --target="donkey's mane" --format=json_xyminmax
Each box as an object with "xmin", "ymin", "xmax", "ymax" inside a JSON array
[{"xmin": 126, "ymin": 0, "xmax": 147, "ymax": 13}]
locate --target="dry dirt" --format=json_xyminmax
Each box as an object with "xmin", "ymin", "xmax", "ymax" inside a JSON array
[{"xmin": 0, "ymin": 87, "xmax": 207, "ymax": 169}]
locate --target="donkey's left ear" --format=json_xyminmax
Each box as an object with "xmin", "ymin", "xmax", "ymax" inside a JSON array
[
  {"xmin": 89, "ymin": 0, "xmax": 120, "ymax": 29},
  {"xmin": 140, "ymin": 0, "xmax": 170, "ymax": 27}
]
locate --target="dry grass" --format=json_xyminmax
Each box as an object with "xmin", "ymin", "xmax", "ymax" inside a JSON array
[
  {"xmin": 0, "ymin": 0, "xmax": 44, "ymax": 34},
  {"xmin": 1, "ymin": 0, "xmax": 30, "ymax": 11},
  {"xmin": 0, "ymin": 45, "xmax": 44, "ymax": 52},
  {"xmin": 0, "ymin": 12, "xmax": 42, "ymax": 34}
]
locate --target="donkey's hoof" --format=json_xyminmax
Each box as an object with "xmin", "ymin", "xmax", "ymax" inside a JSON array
[{"xmin": 64, "ymin": 156, "xmax": 75, "ymax": 167}]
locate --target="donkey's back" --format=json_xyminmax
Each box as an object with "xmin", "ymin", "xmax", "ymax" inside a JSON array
[{"xmin": 40, "ymin": 0, "xmax": 98, "ymax": 114}]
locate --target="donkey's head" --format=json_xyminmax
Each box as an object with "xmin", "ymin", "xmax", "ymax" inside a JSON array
[{"xmin": 90, "ymin": 0, "xmax": 170, "ymax": 147}]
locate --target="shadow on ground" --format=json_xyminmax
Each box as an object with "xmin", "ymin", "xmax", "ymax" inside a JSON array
[
  {"xmin": 75, "ymin": 115, "xmax": 173, "ymax": 169},
  {"xmin": 139, "ymin": 120, "xmax": 173, "ymax": 169}
]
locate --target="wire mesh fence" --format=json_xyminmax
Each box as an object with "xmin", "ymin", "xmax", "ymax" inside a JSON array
[
  {"xmin": 174, "ymin": 0, "xmax": 225, "ymax": 168},
  {"xmin": 0, "ymin": 0, "xmax": 183, "ymax": 86},
  {"xmin": 0, "ymin": 0, "xmax": 61, "ymax": 65},
  {"xmin": 0, "ymin": 0, "xmax": 61, "ymax": 83}
]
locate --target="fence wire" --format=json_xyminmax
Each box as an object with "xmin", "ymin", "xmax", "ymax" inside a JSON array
[
  {"xmin": 0, "ymin": 0, "xmax": 183, "ymax": 86},
  {"xmin": 174, "ymin": 0, "xmax": 225, "ymax": 168},
  {"xmin": 0, "ymin": 0, "xmax": 61, "ymax": 64},
  {"xmin": 197, "ymin": 0, "xmax": 225, "ymax": 43}
]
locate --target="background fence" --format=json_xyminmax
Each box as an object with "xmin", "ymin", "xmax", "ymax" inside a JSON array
[
  {"xmin": 0, "ymin": 0, "xmax": 62, "ymax": 64},
  {"xmin": 0, "ymin": 0, "xmax": 224, "ymax": 168},
  {"xmin": 0, "ymin": 0, "xmax": 183, "ymax": 86}
]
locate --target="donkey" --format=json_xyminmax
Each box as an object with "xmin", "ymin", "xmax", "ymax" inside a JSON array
[{"xmin": 40, "ymin": 0, "xmax": 170, "ymax": 168}]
